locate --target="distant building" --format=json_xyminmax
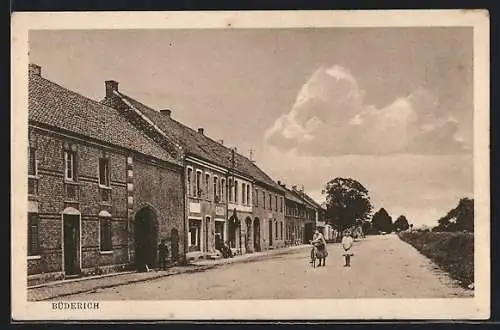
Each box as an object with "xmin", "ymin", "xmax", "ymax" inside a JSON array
[{"xmin": 27, "ymin": 64, "xmax": 185, "ymax": 283}]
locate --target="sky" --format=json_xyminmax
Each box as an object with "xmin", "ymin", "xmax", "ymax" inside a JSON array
[{"xmin": 29, "ymin": 28, "xmax": 474, "ymax": 226}]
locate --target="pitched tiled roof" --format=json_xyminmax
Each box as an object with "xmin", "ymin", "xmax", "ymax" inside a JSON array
[
  {"xmin": 111, "ymin": 91, "xmax": 284, "ymax": 193},
  {"xmin": 282, "ymin": 186, "xmax": 307, "ymax": 205},
  {"xmin": 28, "ymin": 73, "xmax": 181, "ymax": 165}
]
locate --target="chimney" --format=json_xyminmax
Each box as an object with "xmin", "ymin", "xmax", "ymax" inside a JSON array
[
  {"xmin": 217, "ymin": 139, "xmax": 224, "ymax": 145},
  {"xmin": 105, "ymin": 80, "xmax": 119, "ymax": 98},
  {"xmin": 29, "ymin": 64, "xmax": 41, "ymax": 77},
  {"xmin": 160, "ymin": 109, "xmax": 172, "ymax": 117},
  {"xmin": 198, "ymin": 128, "xmax": 204, "ymax": 135}
]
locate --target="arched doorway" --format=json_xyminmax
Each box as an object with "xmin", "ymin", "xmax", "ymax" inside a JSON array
[
  {"xmin": 245, "ymin": 217, "xmax": 252, "ymax": 253},
  {"xmin": 171, "ymin": 228, "xmax": 179, "ymax": 262},
  {"xmin": 228, "ymin": 215, "xmax": 238, "ymax": 249},
  {"xmin": 253, "ymin": 218, "xmax": 261, "ymax": 252},
  {"xmin": 134, "ymin": 207, "xmax": 158, "ymax": 271}
]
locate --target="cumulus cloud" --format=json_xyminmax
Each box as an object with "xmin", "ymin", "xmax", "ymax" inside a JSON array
[{"xmin": 265, "ymin": 65, "xmax": 469, "ymax": 156}]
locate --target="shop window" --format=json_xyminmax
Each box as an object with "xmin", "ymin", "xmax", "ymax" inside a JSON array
[{"xmin": 188, "ymin": 219, "xmax": 201, "ymax": 252}]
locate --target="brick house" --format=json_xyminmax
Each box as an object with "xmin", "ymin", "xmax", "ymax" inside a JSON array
[
  {"xmin": 27, "ymin": 64, "xmax": 185, "ymax": 282},
  {"xmin": 101, "ymin": 81, "xmax": 285, "ymax": 257},
  {"xmin": 280, "ymin": 184, "xmax": 317, "ymax": 245}
]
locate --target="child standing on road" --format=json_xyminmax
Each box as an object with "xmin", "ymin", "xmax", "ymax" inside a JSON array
[{"xmin": 341, "ymin": 231, "xmax": 354, "ymax": 267}]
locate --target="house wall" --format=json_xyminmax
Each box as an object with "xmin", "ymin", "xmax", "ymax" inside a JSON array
[
  {"xmin": 130, "ymin": 154, "xmax": 185, "ymax": 264},
  {"xmin": 27, "ymin": 125, "xmax": 183, "ymax": 278},
  {"xmin": 252, "ymin": 185, "xmax": 285, "ymax": 251},
  {"xmin": 185, "ymin": 160, "xmax": 227, "ymax": 258}
]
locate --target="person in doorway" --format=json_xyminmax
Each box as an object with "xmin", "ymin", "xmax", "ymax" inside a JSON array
[
  {"xmin": 215, "ymin": 234, "xmax": 227, "ymax": 258},
  {"xmin": 224, "ymin": 240, "xmax": 234, "ymax": 258},
  {"xmin": 158, "ymin": 239, "xmax": 169, "ymax": 270},
  {"xmin": 341, "ymin": 230, "xmax": 354, "ymax": 267},
  {"xmin": 310, "ymin": 229, "xmax": 328, "ymax": 266}
]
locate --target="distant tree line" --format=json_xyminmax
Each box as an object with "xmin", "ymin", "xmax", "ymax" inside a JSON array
[
  {"xmin": 433, "ymin": 197, "xmax": 474, "ymax": 232},
  {"xmin": 322, "ymin": 177, "xmax": 472, "ymax": 235}
]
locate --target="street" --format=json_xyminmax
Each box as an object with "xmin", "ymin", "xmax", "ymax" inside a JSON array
[{"xmin": 62, "ymin": 235, "xmax": 472, "ymax": 300}]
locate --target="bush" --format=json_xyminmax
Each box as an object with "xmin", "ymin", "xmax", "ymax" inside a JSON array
[{"xmin": 398, "ymin": 231, "xmax": 474, "ymax": 288}]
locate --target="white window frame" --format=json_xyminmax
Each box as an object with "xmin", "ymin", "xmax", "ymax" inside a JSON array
[
  {"xmin": 221, "ymin": 178, "xmax": 226, "ymax": 201},
  {"xmin": 98, "ymin": 157, "xmax": 111, "ymax": 188},
  {"xmin": 205, "ymin": 172, "xmax": 211, "ymax": 200},
  {"xmin": 64, "ymin": 150, "xmax": 75, "ymax": 181},
  {"xmin": 28, "ymin": 147, "xmax": 39, "ymax": 178},
  {"xmin": 195, "ymin": 170, "xmax": 202, "ymax": 198},
  {"xmin": 186, "ymin": 166, "xmax": 193, "ymax": 196},
  {"xmin": 242, "ymin": 183, "xmax": 246, "ymax": 205},
  {"xmin": 213, "ymin": 175, "xmax": 219, "ymax": 202}
]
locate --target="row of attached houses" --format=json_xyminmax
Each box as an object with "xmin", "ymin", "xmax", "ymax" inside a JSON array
[{"xmin": 26, "ymin": 64, "xmax": 328, "ymax": 282}]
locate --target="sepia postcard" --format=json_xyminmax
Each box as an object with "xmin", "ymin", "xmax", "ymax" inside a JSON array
[{"xmin": 11, "ymin": 10, "xmax": 490, "ymax": 321}]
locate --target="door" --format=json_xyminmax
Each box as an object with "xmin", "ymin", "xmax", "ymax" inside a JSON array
[
  {"xmin": 268, "ymin": 220, "xmax": 273, "ymax": 247},
  {"xmin": 63, "ymin": 214, "xmax": 80, "ymax": 275},
  {"xmin": 304, "ymin": 222, "xmax": 314, "ymax": 244},
  {"xmin": 245, "ymin": 218, "xmax": 252, "ymax": 253},
  {"xmin": 171, "ymin": 228, "xmax": 179, "ymax": 262},
  {"xmin": 134, "ymin": 207, "xmax": 158, "ymax": 271},
  {"xmin": 205, "ymin": 217, "xmax": 210, "ymax": 252},
  {"xmin": 253, "ymin": 218, "xmax": 261, "ymax": 252}
]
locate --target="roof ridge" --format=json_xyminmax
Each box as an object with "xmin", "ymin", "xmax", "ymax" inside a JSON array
[
  {"xmin": 32, "ymin": 74, "xmax": 121, "ymax": 114},
  {"xmin": 29, "ymin": 74, "xmax": 181, "ymax": 165}
]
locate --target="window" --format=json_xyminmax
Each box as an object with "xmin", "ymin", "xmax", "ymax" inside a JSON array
[
  {"xmin": 196, "ymin": 171, "xmax": 202, "ymax": 197},
  {"xmin": 228, "ymin": 178, "xmax": 233, "ymax": 202},
  {"xmin": 247, "ymin": 185, "xmax": 250, "ymax": 205},
  {"xmin": 100, "ymin": 217, "xmax": 112, "ymax": 251},
  {"xmin": 28, "ymin": 213, "xmax": 39, "ymax": 256},
  {"xmin": 221, "ymin": 178, "xmax": 226, "ymax": 201},
  {"xmin": 99, "ymin": 158, "xmax": 110, "ymax": 187},
  {"xmin": 28, "ymin": 147, "xmax": 38, "ymax": 195},
  {"xmin": 64, "ymin": 150, "xmax": 76, "ymax": 181},
  {"xmin": 280, "ymin": 197, "xmax": 283, "ymax": 212},
  {"xmin": 242, "ymin": 183, "xmax": 246, "ymax": 205},
  {"xmin": 205, "ymin": 173, "xmax": 210, "ymax": 199},
  {"xmin": 254, "ymin": 188, "xmax": 258, "ymax": 207},
  {"xmin": 213, "ymin": 177, "xmax": 218, "ymax": 201},
  {"xmin": 280, "ymin": 222, "xmax": 283, "ymax": 240},
  {"xmin": 269, "ymin": 195, "xmax": 272, "ymax": 210},
  {"xmin": 263, "ymin": 191, "xmax": 266, "ymax": 209},
  {"xmin": 187, "ymin": 168, "xmax": 193, "ymax": 196},
  {"xmin": 234, "ymin": 180, "xmax": 239, "ymax": 204},
  {"xmin": 28, "ymin": 147, "xmax": 37, "ymax": 176},
  {"xmin": 275, "ymin": 221, "xmax": 278, "ymax": 239}
]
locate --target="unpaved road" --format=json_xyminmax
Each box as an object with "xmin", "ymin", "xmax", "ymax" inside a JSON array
[{"xmin": 63, "ymin": 234, "xmax": 473, "ymax": 300}]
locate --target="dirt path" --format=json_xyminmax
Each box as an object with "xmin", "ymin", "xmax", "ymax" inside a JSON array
[{"xmin": 62, "ymin": 234, "xmax": 473, "ymax": 300}]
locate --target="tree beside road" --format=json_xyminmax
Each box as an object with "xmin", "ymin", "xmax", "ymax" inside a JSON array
[{"xmin": 322, "ymin": 177, "xmax": 373, "ymax": 232}]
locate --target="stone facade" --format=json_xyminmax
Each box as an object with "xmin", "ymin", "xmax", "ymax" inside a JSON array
[
  {"xmin": 27, "ymin": 126, "xmax": 184, "ymax": 278},
  {"xmin": 252, "ymin": 184, "xmax": 286, "ymax": 251},
  {"xmin": 27, "ymin": 65, "xmax": 185, "ymax": 281}
]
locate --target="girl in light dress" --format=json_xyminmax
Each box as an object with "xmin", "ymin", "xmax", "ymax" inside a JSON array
[{"xmin": 341, "ymin": 230, "xmax": 354, "ymax": 267}]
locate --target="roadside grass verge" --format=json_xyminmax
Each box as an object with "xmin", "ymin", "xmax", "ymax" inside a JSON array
[{"xmin": 398, "ymin": 230, "xmax": 474, "ymax": 288}]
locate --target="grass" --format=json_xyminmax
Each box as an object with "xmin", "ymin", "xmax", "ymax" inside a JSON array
[{"xmin": 398, "ymin": 230, "xmax": 474, "ymax": 288}]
